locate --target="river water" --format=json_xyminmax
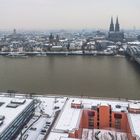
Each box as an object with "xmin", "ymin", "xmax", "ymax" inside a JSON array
[{"xmin": 0, "ymin": 55, "xmax": 140, "ymax": 99}]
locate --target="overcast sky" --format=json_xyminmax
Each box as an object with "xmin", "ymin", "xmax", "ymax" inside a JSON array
[{"xmin": 0, "ymin": 0, "xmax": 139, "ymax": 30}]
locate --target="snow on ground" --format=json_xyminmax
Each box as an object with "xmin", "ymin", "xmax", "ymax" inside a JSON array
[
  {"xmin": 35, "ymin": 96, "xmax": 67, "ymax": 116},
  {"xmin": 16, "ymin": 96, "xmax": 67, "ymax": 140},
  {"xmin": 24, "ymin": 116, "xmax": 47, "ymax": 140}
]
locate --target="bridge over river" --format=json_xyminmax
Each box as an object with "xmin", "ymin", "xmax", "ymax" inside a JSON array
[{"xmin": 126, "ymin": 45, "xmax": 140, "ymax": 65}]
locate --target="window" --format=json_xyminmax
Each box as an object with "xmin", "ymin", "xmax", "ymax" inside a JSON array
[
  {"xmin": 115, "ymin": 119, "xmax": 121, "ymax": 129},
  {"xmin": 114, "ymin": 113, "xmax": 122, "ymax": 129},
  {"xmin": 88, "ymin": 111, "xmax": 95, "ymax": 117},
  {"xmin": 114, "ymin": 113, "xmax": 122, "ymax": 119}
]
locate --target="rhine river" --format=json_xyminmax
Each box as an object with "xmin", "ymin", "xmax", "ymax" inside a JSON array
[{"xmin": 0, "ymin": 55, "xmax": 140, "ymax": 99}]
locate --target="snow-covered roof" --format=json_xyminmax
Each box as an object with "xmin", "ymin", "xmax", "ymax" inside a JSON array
[
  {"xmin": 51, "ymin": 97, "xmax": 140, "ymax": 139},
  {"xmin": 119, "ymin": 48, "xmax": 124, "ymax": 51},
  {"xmin": 53, "ymin": 98, "xmax": 82, "ymax": 131},
  {"xmin": 107, "ymin": 45, "xmax": 117, "ymax": 49},
  {"xmin": 53, "ymin": 98, "xmax": 129, "ymax": 132},
  {"xmin": 71, "ymin": 100, "xmax": 82, "ymax": 104},
  {"xmin": 128, "ymin": 113, "xmax": 140, "ymax": 138},
  {"xmin": 47, "ymin": 132, "xmax": 68, "ymax": 140},
  {"xmin": 129, "ymin": 102, "xmax": 140, "ymax": 110},
  {"xmin": 0, "ymin": 96, "xmax": 33, "ymax": 134},
  {"xmin": 52, "ymin": 46, "xmax": 63, "ymax": 49},
  {"xmin": 128, "ymin": 41, "xmax": 140, "ymax": 45},
  {"xmin": 82, "ymin": 129, "xmax": 127, "ymax": 140},
  {"xmin": 87, "ymin": 42, "xmax": 95, "ymax": 45},
  {"xmin": 100, "ymin": 103, "xmax": 109, "ymax": 106},
  {"xmin": 80, "ymin": 98, "xmax": 128, "ymax": 112},
  {"xmin": 60, "ymin": 138, "xmax": 79, "ymax": 140}
]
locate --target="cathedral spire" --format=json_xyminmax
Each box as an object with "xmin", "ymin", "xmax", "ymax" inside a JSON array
[
  {"xmin": 109, "ymin": 17, "xmax": 114, "ymax": 32},
  {"xmin": 115, "ymin": 16, "xmax": 120, "ymax": 32}
]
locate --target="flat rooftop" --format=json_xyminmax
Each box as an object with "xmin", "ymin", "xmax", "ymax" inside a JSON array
[
  {"xmin": 82, "ymin": 129, "xmax": 128, "ymax": 140},
  {"xmin": 0, "ymin": 96, "xmax": 33, "ymax": 135},
  {"xmin": 128, "ymin": 113, "xmax": 140, "ymax": 138},
  {"xmin": 60, "ymin": 138, "xmax": 79, "ymax": 140},
  {"xmin": 53, "ymin": 97, "xmax": 140, "ymax": 139},
  {"xmin": 53, "ymin": 98, "xmax": 82, "ymax": 132},
  {"xmin": 47, "ymin": 132, "xmax": 68, "ymax": 140},
  {"xmin": 48, "ymin": 129, "xmax": 128, "ymax": 140},
  {"xmin": 53, "ymin": 98, "xmax": 129, "ymax": 132}
]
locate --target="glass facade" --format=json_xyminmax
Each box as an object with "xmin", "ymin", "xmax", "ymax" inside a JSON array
[{"xmin": 0, "ymin": 100, "xmax": 35, "ymax": 140}]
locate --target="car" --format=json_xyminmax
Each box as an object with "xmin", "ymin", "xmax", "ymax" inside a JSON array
[
  {"xmin": 44, "ymin": 126, "xmax": 49, "ymax": 129},
  {"xmin": 29, "ymin": 127, "xmax": 37, "ymax": 131},
  {"xmin": 46, "ymin": 122, "xmax": 51, "ymax": 125},
  {"xmin": 24, "ymin": 125, "xmax": 28, "ymax": 128},
  {"xmin": 41, "ymin": 129, "xmax": 47, "ymax": 133},
  {"xmin": 40, "ymin": 130, "xmax": 46, "ymax": 135}
]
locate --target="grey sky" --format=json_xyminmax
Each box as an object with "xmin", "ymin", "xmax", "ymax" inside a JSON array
[{"xmin": 0, "ymin": 0, "xmax": 140, "ymax": 30}]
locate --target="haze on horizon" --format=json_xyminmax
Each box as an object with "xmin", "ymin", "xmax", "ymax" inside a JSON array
[{"xmin": 0, "ymin": 0, "xmax": 140, "ymax": 30}]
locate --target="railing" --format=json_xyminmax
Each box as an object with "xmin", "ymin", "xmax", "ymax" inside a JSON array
[{"xmin": 0, "ymin": 91, "xmax": 140, "ymax": 102}]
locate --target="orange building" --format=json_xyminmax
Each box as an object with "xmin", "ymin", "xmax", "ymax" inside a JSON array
[{"xmin": 69, "ymin": 101, "xmax": 138, "ymax": 140}]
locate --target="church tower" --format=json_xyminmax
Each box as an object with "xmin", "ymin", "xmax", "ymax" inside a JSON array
[
  {"xmin": 108, "ymin": 16, "xmax": 124, "ymax": 42},
  {"xmin": 115, "ymin": 17, "xmax": 120, "ymax": 32},
  {"xmin": 109, "ymin": 17, "xmax": 114, "ymax": 32}
]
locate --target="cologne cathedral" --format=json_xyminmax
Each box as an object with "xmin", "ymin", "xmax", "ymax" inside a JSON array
[{"xmin": 108, "ymin": 17, "xmax": 124, "ymax": 42}]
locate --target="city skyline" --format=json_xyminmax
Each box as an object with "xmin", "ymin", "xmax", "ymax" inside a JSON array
[{"xmin": 0, "ymin": 0, "xmax": 140, "ymax": 30}]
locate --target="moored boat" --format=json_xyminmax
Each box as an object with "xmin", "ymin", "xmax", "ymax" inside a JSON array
[{"xmin": 6, "ymin": 52, "xmax": 28, "ymax": 58}]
